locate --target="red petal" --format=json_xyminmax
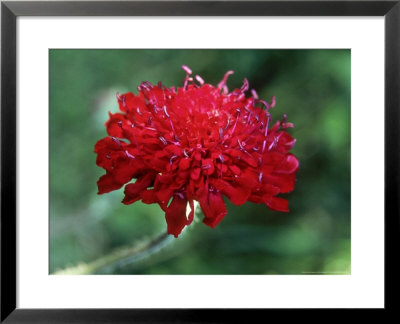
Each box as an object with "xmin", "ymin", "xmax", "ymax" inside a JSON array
[
  {"xmin": 194, "ymin": 152, "xmax": 202, "ymax": 161},
  {"xmin": 238, "ymin": 169, "xmax": 259, "ymax": 188},
  {"xmin": 141, "ymin": 189, "xmax": 158, "ymax": 204},
  {"xmin": 112, "ymin": 162, "xmax": 136, "ymax": 185},
  {"xmin": 202, "ymin": 158, "xmax": 215, "ymax": 175},
  {"xmin": 266, "ymin": 197, "xmax": 289, "ymax": 212},
  {"xmin": 155, "ymin": 186, "xmax": 174, "ymax": 204},
  {"xmin": 94, "ymin": 137, "xmax": 126, "ymax": 171},
  {"xmin": 229, "ymin": 165, "xmax": 241, "ymax": 176},
  {"xmin": 179, "ymin": 158, "xmax": 191, "ymax": 170},
  {"xmin": 276, "ymin": 131, "xmax": 297, "ymax": 152},
  {"xmin": 275, "ymin": 154, "xmax": 299, "ymax": 174},
  {"xmin": 94, "ymin": 137, "xmax": 114, "ymax": 153},
  {"xmin": 199, "ymin": 191, "xmax": 227, "ymax": 228},
  {"xmin": 248, "ymin": 184, "xmax": 280, "ymax": 204},
  {"xmin": 191, "ymin": 167, "xmax": 201, "ymax": 180},
  {"xmin": 241, "ymin": 153, "xmax": 258, "ymax": 168},
  {"xmin": 165, "ymin": 196, "xmax": 188, "ymax": 237},
  {"xmin": 157, "ymin": 173, "xmax": 173, "ymax": 184},
  {"xmin": 215, "ymin": 179, "xmax": 250, "ymax": 206},
  {"xmin": 122, "ymin": 173, "xmax": 155, "ymax": 205},
  {"xmin": 106, "ymin": 112, "xmax": 127, "ymax": 138},
  {"xmin": 265, "ymin": 173, "xmax": 296, "ymax": 193},
  {"xmin": 97, "ymin": 173, "xmax": 122, "ymax": 194},
  {"xmin": 262, "ymin": 184, "xmax": 281, "ymax": 196},
  {"xmin": 118, "ymin": 92, "xmax": 146, "ymax": 113},
  {"xmin": 187, "ymin": 199, "xmax": 195, "ymax": 225}
]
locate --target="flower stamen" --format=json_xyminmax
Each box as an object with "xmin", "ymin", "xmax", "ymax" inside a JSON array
[
  {"xmin": 111, "ymin": 137, "xmax": 121, "ymax": 146},
  {"xmin": 159, "ymin": 136, "xmax": 168, "ymax": 145},
  {"xmin": 219, "ymin": 127, "xmax": 223, "ymax": 140},
  {"xmin": 195, "ymin": 75, "xmax": 204, "ymax": 85},
  {"xmin": 125, "ymin": 150, "xmax": 135, "ymax": 159},
  {"xmin": 170, "ymin": 155, "xmax": 178, "ymax": 165},
  {"xmin": 163, "ymin": 105, "xmax": 170, "ymax": 118},
  {"xmin": 217, "ymin": 70, "xmax": 234, "ymax": 90}
]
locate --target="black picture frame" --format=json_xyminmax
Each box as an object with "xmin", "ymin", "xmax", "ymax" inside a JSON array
[{"xmin": 1, "ymin": 0, "xmax": 399, "ymax": 322}]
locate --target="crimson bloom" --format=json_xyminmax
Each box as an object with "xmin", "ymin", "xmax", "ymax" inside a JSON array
[{"xmin": 95, "ymin": 66, "xmax": 299, "ymax": 237}]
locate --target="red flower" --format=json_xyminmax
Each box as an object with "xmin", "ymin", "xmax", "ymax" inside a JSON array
[{"xmin": 95, "ymin": 66, "xmax": 299, "ymax": 237}]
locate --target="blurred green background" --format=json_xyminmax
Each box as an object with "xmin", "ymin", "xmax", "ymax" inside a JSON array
[{"xmin": 49, "ymin": 49, "xmax": 350, "ymax": 275}]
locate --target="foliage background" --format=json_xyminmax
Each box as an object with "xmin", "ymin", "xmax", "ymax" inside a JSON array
[{"xmin": 50, "ymin": 49, "xmax": 350, "ymax": 274}]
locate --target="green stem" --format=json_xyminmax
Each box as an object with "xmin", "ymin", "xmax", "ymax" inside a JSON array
[
  {"xmin": 54, "ymin": 201, "xmax": 199, "ymax": 275},
  {"xmin": 54, "ymin": 231, "xmax": 173, "ymax": 274}
]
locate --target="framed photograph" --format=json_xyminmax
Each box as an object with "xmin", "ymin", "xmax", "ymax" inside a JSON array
[{"xmin": 1, "ymin": 0, "xmax": 398, "ymax": 322}]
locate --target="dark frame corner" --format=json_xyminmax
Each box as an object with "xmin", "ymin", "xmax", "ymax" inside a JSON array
[{"xmin": 1, "ymin": 1, "xmax": 399, "ymax": 322}]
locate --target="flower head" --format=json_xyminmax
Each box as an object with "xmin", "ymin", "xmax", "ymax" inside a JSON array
[{"xmin": 95, "ymin": 66, "xmax": 299, "ymax": 237}]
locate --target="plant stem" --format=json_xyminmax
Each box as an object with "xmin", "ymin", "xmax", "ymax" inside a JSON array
[
  {"xmin": 54, "ymin": 201, "xmax": 199, "ymax": 275},
  {"xmin": 54, "ymin": 231, "xmax": 173, "ymax": 274}
]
